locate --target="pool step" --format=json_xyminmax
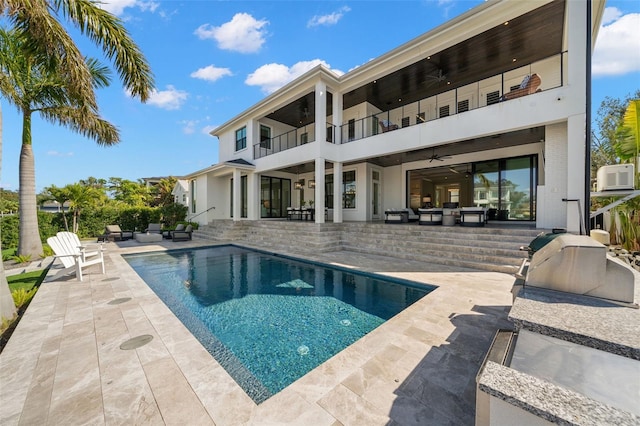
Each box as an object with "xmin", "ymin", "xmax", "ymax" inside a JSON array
[{"xmin": 194, "ymin": 221, "xmax": 544, "ymax": 274}]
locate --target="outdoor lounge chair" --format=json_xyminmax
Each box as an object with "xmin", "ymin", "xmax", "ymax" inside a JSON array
[
  {"xmin": 47, "ymin": 233, "xmax": 105, "ymax": 281},
  {"xmin": 145, "ymin": 223, "xmax": 162, "ymax": 234},
  {"xmin": 104, "ymin": 224, "xmax": 133, "ymax": 241},
  {"xmin": 500, "ymin": 73, "xmax": 542, "ymax": 101},
  {"xmin": 379, "ymin": 119, "xmax": 399, "ymax": 132},
  {"xmin": 172, "ymin": 225, "xmax": 193, "ymax": 241},
  {"xmin": 162, "ymin": 223, "xmax": 185, "ymax": 239},
  {"xmin": 56, "ymin": 231, "xmax": 103, "ymax": 260}
]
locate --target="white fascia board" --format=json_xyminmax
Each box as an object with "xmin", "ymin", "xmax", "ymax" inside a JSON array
[
  {"xmin": 182, "ymin": 161, "xmax": 255, "ymax": 180},
  {"xmin": 211, "ymin": 65, "xmax": 341, "ymax": 137}
]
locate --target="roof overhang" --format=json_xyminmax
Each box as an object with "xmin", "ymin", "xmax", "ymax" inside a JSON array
[{"xmin": 183, "ymin": 160, "xmax": 256, "ymax": 180}]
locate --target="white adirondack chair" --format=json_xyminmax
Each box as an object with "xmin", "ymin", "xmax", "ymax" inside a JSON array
[
  {"xmin": 56, "ymin": 231, "xmax": 102, "ymax": 260},
  {"xmin": 47, "ymin": 233, "xmax": 106, "ymax": 281}
]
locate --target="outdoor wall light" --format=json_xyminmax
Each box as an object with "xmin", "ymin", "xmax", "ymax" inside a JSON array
[{"xmin": 308, "ymin": 180, "xmax": 316, "ymax": 189}]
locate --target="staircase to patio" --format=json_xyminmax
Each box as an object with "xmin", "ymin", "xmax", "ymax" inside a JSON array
[{"xmin": 194, "ymin": 221, "xmax": 544, "ymax": 274}]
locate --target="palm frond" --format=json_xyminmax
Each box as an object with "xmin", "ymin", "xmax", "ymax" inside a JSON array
[
  {"xmin": 40, "ymin": 105, "xmax": 120, "ymax": 146},
  {"xmin": 58, "ymin": 0, "xmax": 155, "ymax": 101}
]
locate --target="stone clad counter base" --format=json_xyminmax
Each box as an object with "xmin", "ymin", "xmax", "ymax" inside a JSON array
[
  {"xmin": 476, "ymin": 271, "xmax": 640, "ymax": 425},
  {"xmin": 478, "ymin": 362, "xmax": 640, "ymax": 426}
]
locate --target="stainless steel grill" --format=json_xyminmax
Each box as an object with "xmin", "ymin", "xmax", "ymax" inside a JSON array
[{"xmin": 522, "ymin": 234, "xmax": 636, "ymax": 304}]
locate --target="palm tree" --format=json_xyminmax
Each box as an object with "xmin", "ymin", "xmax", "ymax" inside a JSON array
[
  {"xmin": 0, "ymin": 28, "xmax": 121, "ymax": 257},
  {"xmin": 0, "ymin": 1, "xmax": 153, "ymax": 258},
  {"xmin": 0, "ymin": 103, "xmax": 18, "ymax": 323}
]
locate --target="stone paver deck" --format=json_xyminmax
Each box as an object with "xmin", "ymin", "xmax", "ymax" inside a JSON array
[{"xmin": 0, "ymin": 239, "xmax": 516, "ymax": 425}]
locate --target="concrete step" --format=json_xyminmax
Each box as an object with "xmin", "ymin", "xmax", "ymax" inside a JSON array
[{"xmin": 194, "ymin": 220, "xmax": 541, "ymax": 273}]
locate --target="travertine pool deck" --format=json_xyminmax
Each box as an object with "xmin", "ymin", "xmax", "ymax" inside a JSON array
[{"xmin": 1, "ymin": 239, "xmax": 517, "ymax": 425}]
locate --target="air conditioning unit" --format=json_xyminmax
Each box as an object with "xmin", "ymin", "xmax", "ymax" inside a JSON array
[{"xmin": 596, "ymin": 164, "xmax": 635, "ymax": 191}]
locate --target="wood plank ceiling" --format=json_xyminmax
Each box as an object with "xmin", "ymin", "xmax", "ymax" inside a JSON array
[{"xmin": 267, "ymin": 0, "xmax": 565, "ymax": 127}]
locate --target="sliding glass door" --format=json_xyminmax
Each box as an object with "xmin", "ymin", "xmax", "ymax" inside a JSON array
[
  {"xmin": 261, "ymin": 176, "xmax": 291, "ymax": 218},
  {"xmin": 473, "ymin": 155, "xmax": 537, "ymax": 220}
]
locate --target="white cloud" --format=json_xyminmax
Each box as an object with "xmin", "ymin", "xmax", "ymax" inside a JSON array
[
  {"xmin": 47, "ymin": 151, "xmax": 74, "ymax": 157},
  {"xmin": 246, "ymin": 59, "xmax": 343, "ymax": 94},
  {"xmin": 146, "ymin": 85, "xmax": 188, "ymax": 110},
  {"xmin": 202, "ymin": 125, "xmax": 217, "ymax": 135},
  {"xmin": 195, "ymin": 13, "xmax": 268, "ymax": 54},
  {"xmin": 307, "ymin": 6, "xmax": 351, "ymax": 28},
  {"xmin": 593, "ymin": 9, "xmax": 640, "ymax": 76},
  {"xmin": 180, "ymin": 120, "xmax": 197, "ymax": 135},
  {"xmin": 601, "ymin": 7, "xmax": 623, "ymax": 25},
  {"xmin": 190, "ymin": 65, "xmax": 233, "ymax": 82},
  {"xmin": 97, "ymin": 0, "xmax": 159, "ymax": 16}
]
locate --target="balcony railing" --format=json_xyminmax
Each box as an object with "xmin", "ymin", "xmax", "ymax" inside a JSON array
[
  {"xmin": 252, "ymin": 52, "xmax": 565, "ymax": 158},
  {"xmin": 340, "ymin": 52, "xmax": 566, "ymax": 143},
  {"xmin": 254, "ymin": 123, "xmax": 337, "ymax": 159}
]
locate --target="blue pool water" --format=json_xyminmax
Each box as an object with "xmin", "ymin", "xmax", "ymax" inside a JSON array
[{"xmin": 124, "ymin": 245, "xmax": 434, "ymax": 403}]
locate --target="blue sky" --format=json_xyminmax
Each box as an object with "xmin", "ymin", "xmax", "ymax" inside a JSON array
[{"xmin": 1, "ymin": 0, "xmax": 639, "ymax": 192}]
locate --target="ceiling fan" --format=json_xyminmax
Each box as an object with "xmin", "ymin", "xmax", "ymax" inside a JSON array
[
  {"xmin": 421, "ymin": 68, "xmax": 448, "ymax": 86},
  {"xmin": 428, "ymin": 148, "xmax": 452, "ymax": 162}
]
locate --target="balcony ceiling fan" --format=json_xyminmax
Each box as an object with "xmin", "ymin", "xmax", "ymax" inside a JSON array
[{"xmin": 428, "ymin": 148, "xmax": 452, "ymax": 162}]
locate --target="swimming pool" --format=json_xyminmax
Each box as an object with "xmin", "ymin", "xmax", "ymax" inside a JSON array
[{"xmin": 124, "ymin": 245, "xmax": 435, "ymax": 403}]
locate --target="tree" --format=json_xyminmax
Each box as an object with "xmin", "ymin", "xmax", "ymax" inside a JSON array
[
  {"xmin": 615, "ymin": 100, "xmax": 640, "ymax": 180},
  {"xmin": 0, "ymin": 0, "xmax": 154, "ymax": 257},
  {"xmin": 108, "ymin": 178, "xmax": 151, "ymax": 207},
  {"xmin": 0, "ymin": 103, "xmax": 17, "ymax": 322},
  {"xmin": 42, "ymin": 185, "xmax": 71, "ymax": 231},
  {"xmin": 152, "ymin": 177, "xmax": 178, "ymax": 207},
  {"xmin": 592, "ymin": 89, "xmax": 640, "ymax": 175},
  {"xmin": 0, "ymin": 28, "xmax": 119, "ymax": 257}
]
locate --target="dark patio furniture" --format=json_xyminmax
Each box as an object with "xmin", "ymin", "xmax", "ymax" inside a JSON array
[
  {"xmin": 104, "ymin": 225, "xmax": 133, "ymax": 241},
  {"xmin": 172, "ymin": 225, "xmax": 193, "ymax": 242}
]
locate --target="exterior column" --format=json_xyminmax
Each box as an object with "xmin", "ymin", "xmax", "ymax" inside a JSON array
[
  {"xmin": 247, "ymin": 172, "xmax": 259, "ymax": 220},
  {"xmin": 333, "ymin": 162, "xmax": 343, "ymax": 223},
  {"xmin": 331, "ymin": 87, "xmax": 343, "ymax": 144},
  {"xmin": 232, "ymin": 168, "xmax": 241, "ymax": 222},
  {"xmin": 565, "ymin": 0, "xmax": 588, "ymax": 234},
  {"xmin": 315, "ymin": 157, "xmax": 325, "ymax": 223},
  {"xmin": 315, "ymin": 81, "xmax": 327, "ymax": 145}
]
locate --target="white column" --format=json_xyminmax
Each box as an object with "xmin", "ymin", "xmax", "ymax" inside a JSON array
[
  {"xmin": 247, "ymin": 172, "xmax": 259, "ymax": 220},
  {"xmin": 331, "ymin": 87, "xmax": 343, "ymax": 144},
  {"xmin": 564, "ymin": 0, "xmax": 588, "ymax": 234},
  {"xmin": 232, "ymin": 168, "xmax": 241, "ymax": 221},
  {"xmin": 315, "ymin": 157, "xmax": 325, "ymax": 223},
  {"xmin": 333, "ymin": 162, "xmax": 343, "ymax": 223},
  {"xmin": 315, "ymin": 81, "xmax": 327, "ymax": 145}
]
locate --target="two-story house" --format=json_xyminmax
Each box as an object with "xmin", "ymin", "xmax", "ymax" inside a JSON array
[{"xmin": 184, "ymin": 0, "xmax": 603, "ymax": 234}]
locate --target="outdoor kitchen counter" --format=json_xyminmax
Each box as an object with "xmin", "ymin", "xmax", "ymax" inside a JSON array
[
  {"xmin": 475, "ymin": 271, "xmax": 640, "ymax": 425},
  {"xmin": 508, "ymin": 283, "xmax": 640, "ymax": 360}
]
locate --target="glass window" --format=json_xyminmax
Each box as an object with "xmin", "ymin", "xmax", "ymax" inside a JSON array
[
  {"xmin": 260, "ymin": 125, "xmax": 271, "ymax": 149},
  {"xmin": 343, "ymin": 170, "xmax": 356, "ymax": 209},
  {"xmin": 474, "ymin": 155, "xmax": 537, "ymax": 220},
  {"xmin": 348, "ymin": 119, "xmax": 355, "ymax": 140},
  {"xmin": 235, "ymin": 127, "xmax": 246, "ymax": 151},
  {"xmin": 190, "ymin": 180, "xmax": 196, "ymax": 213},
  {"xmin": 230, "ymin": 176, "xmax": 247, "ymax": 218},
  {"xmin": 325, "ymin": 174, "xmax": 334, "ymax": 209},
  {"xmin": 260, "ymin": 176, "xmax": 291, "ymax": 218}
]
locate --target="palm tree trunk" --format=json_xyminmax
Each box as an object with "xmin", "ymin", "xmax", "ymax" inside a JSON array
[
  {"xmin": 0, "ymin": 104, "xmax": 17, "ymax": 321},
  {"xmin": 18, "ymin": 111, "xmax": 44, "ymax": 258}
]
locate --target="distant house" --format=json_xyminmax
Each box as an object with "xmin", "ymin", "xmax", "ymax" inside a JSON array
[
  {"xmin": 184, "ymin": 0, "xmax": 602, "ymax": 234},
  {"xmin": 172, "ymin": 179, "xmax": 189, "ymax": 208},
  {"xmin": 39, "ymin": 201, "xmax": 70, "ymax": 213},
  {"xmin": 141, "ymin": 177, "xmax": 168, "ymax": 189}
]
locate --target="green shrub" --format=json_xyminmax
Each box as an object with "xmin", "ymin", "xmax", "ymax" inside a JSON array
[
  {"xmin": 11, "ymin": 288, "xmax": 37, "ymax": 308},
  {"xmin": 0, "ymin": 214, "xmax": 19, "ymax": 248},
  {"xmin": 12, "ymin": 254, "xmax": 32, "ymax": 264}
]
